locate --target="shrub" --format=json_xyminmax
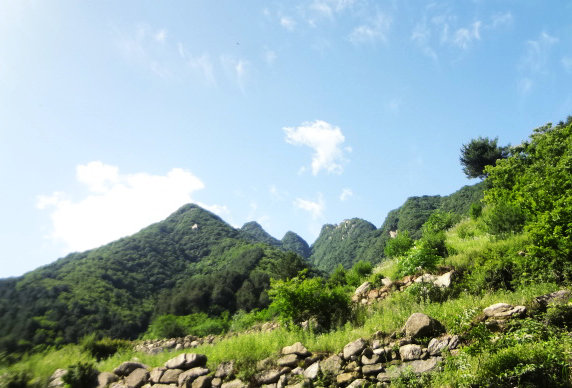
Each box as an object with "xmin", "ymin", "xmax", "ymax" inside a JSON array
[
  {"xmin": 0, "ymin": 370, "xmax": 31, "ymax": 388},
  {"xmin": 469, "ymin": 202, "xmax": 483, "ymax": 219},
  {"xmin": 61, "ymin": 362, "xmax": 97, "ymax": 388},
  {"xmin": 268, "ymin": 270, "xmax": 351, "ymax": 329},
  {"xmin": 345, "ymin": 261, "xmax": 373, "ymax": 287},
  {"xmin": 483, "ymin": 202, "xmax": 526, "ymax": 236},
  {"xmin": 406, "ymin": 282, "xmax": 448, "ymax": 304},
  {"xmin": 81, "ymin": 335, "xmax": 130, "ymax": 361},
  {"xmin": 544, "ymin": 303, "xmax": 572, "ymax": 328},
  {"xmin": 397, "ymin": 242, "xmax": 441, "ymax": 277},
  {"xmin": 384, "ymin": 231, "xmax": 414, "ymax": 258}
]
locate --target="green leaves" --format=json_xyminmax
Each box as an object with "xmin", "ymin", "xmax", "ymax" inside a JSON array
[{"xmin": 460, "ymin": 136, "xmax": 509, "ymax": 179}]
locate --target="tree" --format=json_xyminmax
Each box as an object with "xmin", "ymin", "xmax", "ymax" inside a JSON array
[{"xmin": 460, "ymin": 137, "xmax": 509, "ymax": 179}]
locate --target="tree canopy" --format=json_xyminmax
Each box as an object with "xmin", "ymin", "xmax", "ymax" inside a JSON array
[{"xmin": 460, "ymin": 136, "xmax": 509, "ymax": 179}]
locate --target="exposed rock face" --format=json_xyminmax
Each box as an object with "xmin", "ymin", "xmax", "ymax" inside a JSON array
[
  {"xmin": 483, "ymin": 303, "xmax": 526, "ymax": 319},
  {"xmin": 404, "ymin": 313, "xmax": 445, "ymax": 339}
]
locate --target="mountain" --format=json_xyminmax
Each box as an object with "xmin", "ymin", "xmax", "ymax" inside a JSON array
[
  {"xmin": 307, "ymin": 183, "xmax": 485, "ymax": 273},
  {"xmin": 0, "ymin": 204, "xmax": 308, "ymax": 353},
  {"xmin": 240, "ymin": 221, "xmax": 282, "ymax": 247},
  {"xmin": 281, "ymin": 231, "xmax": 311, "ymax": 259}
]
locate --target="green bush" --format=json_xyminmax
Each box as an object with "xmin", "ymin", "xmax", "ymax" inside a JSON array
[
  {"xmin": 397, "ymin": 242, "xmax": 441, "ymax": 277},
  {"xmin": 268, "ymin": 270, "xmax": 351, "ymax": 329},
  {"xmin": 144, "ymin": 312, "xmax": 230, "ymax": 339},
  {"xmin": 469, "ymin": 202, "xmax": 483, "ymax": 219},
  {"xmin": 544, "ymin": 303, "xmax": 572, "ymax": 328},
  {"xmin": 81, "ymin": 334, "xmax": 130, "ymax": 361},
  {"xmin": 483, "ymin": 202, "xmax": 526, "ymax": 236},
  {"xmin": 406, "ymin": 282, "xmax": 448, "ymax": 304},
  {"xmin": 61, "ymin": 362, "xmax": 97, "ymax": 388},
  {"xmin": 384, "ymin": 231, "xmax": 414, "ymax": 258},
  {"xmin": 345, "ymin": 261, "xmax": 373, "ymax": 287}
]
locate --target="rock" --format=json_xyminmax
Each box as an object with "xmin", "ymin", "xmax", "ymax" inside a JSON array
[
  {"xmin": 362, "ymin": 363, "xmax": 384, "ymax": 375},
  {"xmin": 343, "ymin": 338, "xmax": 367, "ymax": 359},
  {"xmin": 48, "ymin": 369, "xmax": 67, "ymax": 387},
  {"xmin": 221, "ymin": 379, "xmax": 247, "ymax": 388},
  {"xmin": 212, "ymin": 377, "xmax": 222, "ymax": 388},
  {"xmin": 336, "ymin": 372, "xmax": 358, "ymax": 385},
  {"xmin": 97, "ymin": 372, "xmax": 118, "ymax": 388},
  {"xmin": 149, "ymin": 367, "xmax": 166, "ymax": 383},
  {"xmin": 159, "ymin": 369, "xmax": 182, "ymax": 384},
  {"xmin": 379, "ymin": 356, "xmax": 442, "ymax": 381},
  {"xmin": 428, "ymin": 335, "xmax": 458, "ymax": 356},
  {"xmin": 368, "ymin": 289, "xmax": 379, "ymax": 299},
  {"xmin": 381, "ymin": 278, "xmax": 393, "ymax": 287},
  {"xmin": 399, "ymin": 344, "xmax": 423, "ymax": 361},
  {"xmin": 178, "ymin": 368, "xmax": 209, "ymax": 386},
  {"xmin": 215, "ymin": 361, "xmax": 235, "ymax": 379},
  {"xmin": 483, "ymin": 303, "xmax": 526, "ymax": 319},
  {"xmin": 434, "ymin": 271, "xmax": 454, "ymax": 288},
  {"xmin": 125, "ymin": 368, "xmax": 149, "ymax": 388},
  {"xmin": 257, "ymin": 370, "xmax": 281, "ymax": 385},
  {"xmin": 303, "ymin": 362, "xmax": 320, "ymax": 380},
  {"xmin": 404, "ymin": 313, "xmax": 445, "ymax": 339},
  {"xmin": 114, "ymin": 362, "xmax": 149, "ymax": 377},
  {"xmin": 282, "ymin": 342, "xmax": 311, "ymax": 357},
  {"xmin": 535, "ymin": 290, "xmax": 571, "ymax": 307},
  {"xmin": 291, "ymin": 367, "xmax": 304, "ymax": 375},
  {"xmin": 192, "ymin": 375, "xmax": 213, "ymax": 388},
  {"xmin": 414, "ymin": 274, "xmax": 437, "ymax": 284},
  {"xmin": 278, "ymin": 354, "xmax": 300, "ymax": 368},
  {"xmin": 347, "ymin": 379, "xmax": 367, "ymax": 388},
  {"xmin": 165, "ymin": 353, "xmax": 207, "ymax": 370},
  {"xmin": 361, "ymin": 351, "xmax": 380, "ymax": 365},
  {"xmin": 321, "ymin": 354, "xmax": 343, "ymax": 375},
  {"xmin": 277, "ymin": 374, "xmax": 287, "ymax": 388},
  {"xmin": 354, "ymin": 281, "xmax": 372, "ymax": 296},
  {"xmin": 345, "ymin": 361, "xmax": 359, "ymax": 372},
  {"xmin": 110, "ymin": 383, "xmax": 129, "ymax": 388}
]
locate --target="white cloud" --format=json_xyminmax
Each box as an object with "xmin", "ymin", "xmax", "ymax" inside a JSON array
[
  {"xmin": 280, "ymin": 16, "xmax": 296, "ymax": 31},
  {"xmin": 340, "ymin": 188, "xmax": 353, "ymax": 201},
  {"xmin": 37, "ymin": 162, "xmax": 216, "ymax": 253},
  {"xmin": 349, "ymin": 13, "xmax": 391, "ymax": 44},
  {"xmin": 293, "ymin": 194, "xmax": 325, "ymax": 219},
  {"xmin": 518, "ymin": 77, "xmax": 533, "ymax": 95},
  {"xmin": 264, "ymin": 49, "xmax": 277, "ymax": 65},
  {"xmin": 115, "ymin": 24, "xmax": 171, "ymax": 77},
  {"xmin": 411, "ymin": 20, "xmax": 438, "ymax": 61},
  {"xmin": 490, "ymin": 12, "xmax": 513, "ymax": 29},
  {"xmin": 221, "ymin": 56, "xmax": 249, "ymax": 91},
  {"xmin": 452, "ymin": 21, "xmax": 481, "ymax": 49},
  {"xmin": 310, "ymin": 0, "xmax": 356, "ymax": 18},
  {"xmin": 283, "ymin": 120, "xmax": 349, "ymax": 175},
  {"xmin": 521, "ymin": 32, "xmax": 558, "ymax": 74},
  {"xmin": 188, "ymin": 53, "xmax": 216, "ymax": 86}
]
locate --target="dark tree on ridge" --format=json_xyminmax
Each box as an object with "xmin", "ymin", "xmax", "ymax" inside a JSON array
[{"xmin": 460, "ymin": 137, "xmax": 509, "ymax": 179}]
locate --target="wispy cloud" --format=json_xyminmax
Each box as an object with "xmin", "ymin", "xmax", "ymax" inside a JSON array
[
  {"xmin": 309, "ymin": 0, "xmax": 356, "ymax": 19},
  {"xmin": 490, "ymin": 11, "xmax": 513, "ymax": 29},
  {"xmin": 264, "ymin": 49, "xmax": 277, "ymax": 65},
  {"xmin": 518, "ymin": 31, "xmax": 559, "ymax": 94},
  {"xmin": 115, "ymin": 24, "xmax": 171, "ymax": 77},
  {"xmin": 451, "ymin": 21, "xmax": 481, "ymax": 49},
  {"xmin": 37, "ymin": 161, "xmax": 221, "ymax": 253},
  {"xmin": 349, "ymin": 13, "xmax": 391, "ymax": 44},
  {"xmin": 293, "ymin": 194, "xmax": 325, "ymax": 219},
  {"xmin": 280, "ymin": 16, "xmax": 296, "ymax": 31},
  {"xmin": 221, "ymin": 56, "xmax": 250, "ymax": 92},
  {"xmin": 283, "ymin": 120, "xmax": 350, "ymax": 175},
  {"xmin": 340, "ymin": 188, "xmax": 353, "ymax": 201},
  {"xmin": 154, "ymin": 29, "xmax": 167, "ymax": 43},
  {"xmin": 562, "ymin": 57, "xmax": 572, "ymax": 72}
]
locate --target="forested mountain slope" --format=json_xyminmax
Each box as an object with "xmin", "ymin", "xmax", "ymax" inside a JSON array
[{"xmin": 0, "ymin": 205, "xmax": 308, "ymax": 353}]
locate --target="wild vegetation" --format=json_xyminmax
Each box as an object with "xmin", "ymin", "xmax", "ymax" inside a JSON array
[{"xmin": 1, "ymin": 118, "xmax": 571, "ymax": 387}]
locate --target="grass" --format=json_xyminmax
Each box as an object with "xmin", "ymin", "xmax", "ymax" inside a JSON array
[{"xmin": 2, "ymin": 219, "xmax": 570, "ymax": 387}]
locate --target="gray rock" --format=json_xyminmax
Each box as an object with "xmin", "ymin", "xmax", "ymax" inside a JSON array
[
  {"xmin": 192, "ymin": 375, "xmax": 213, "ymax": 388},
  {"xmin": 361, "ymin": 351, "xmax": 380, "ymax": 365},
  {"xmin": 114, "ymin": 362, "xmax": 149, "ymax": 377},
  {"xmin": 221, "ymin": 379, "xmax": 247, "ymax": 388},
  {"xmin": 303, "ymin": 362, "xmax": 320, "ymax": 380},
  {"xmin": 257, "ymin": 357, "xmax": 274, "ymax": 371},
  {"xmin": 321, "ymin": 354, "xmax": 343, "ymax": 375},
  {"xmin": 434, "ymin": 271, "xmax": 454, "ymax": 288},
  {"xmin": 211, "ymin": 377, "xmax": 222, "ymax": 388},
  {"xmin": 428, "ymin": 337, "xmax": 451, "ymax": 356},
  {"xmin": 159, "ymin": 369, "xmax": 182, "ymax": 384},
  {"xmin": 414, "ymin": 274, "xmax": 437, "ymax": 284},
  {"xmin": 290, "ymin": 367, "xmax": 304, "ymax": 375},
  {"xmin": 483, "ymin": 303, "xmax": 526, "ymax": 319},
  {"xmin": 125, "ymin": 368, "xmax": 149, "ymax": 388},
  {"xmin": 178, "ymin": 367, "xmax": 209, "ymax": 386},
  {"xmin": 347, "ymin": 379, "xmax": 367, "ymax": 388},
  {"xmin": 48, "ymin": 369, "xmax": 67, "ymax": 387},
  {"xmin": 378, "ymin": 356, "xmax": 442, "ymax": 381},
  {"xmin": 403, "ymin": 313, "xmax": 445, "ymax": 339},
  {"xmin": 257, "ymin": 370, "xmax": 282, "ymax": 385},
  {"xmin": 261, "ymin": 384, "xmax": 277, "ymax": 388},
  {"xmin": 109, "ymin": 383, "xmax": 129, "ymax": 388},
  {"xmin": 399, "ymin": 344, "xmax": 423, "ymax": 361},
  {"xmin": 97, "ymin": 372, "xmax": 118, "ymax": 388},
  {"xmin": 215, "ymin": 361, "xmax": 235, "ymax": 379},
  {"xmin": 354, "ymin": 281, "xmax": 372, "ymax": 296},
  {"xmin": 362, "ymin": 363, "xmax": 384, "ymax": 375},
  {"xmin": 150, "ymin": 367, "xmax": 166, "ymax": 383},
  {"xmin": 282, "ymin": 342, "xmax": 311, "ymax": 357},
  {"xmin": 278, "ymin": 353, "xmax": 299, "ymax": 368},
  {"xmin": 535, "ymin": 290, "xmax": 571, "ymax": 307},
  {"xmin": 336, "ymin": 372, "xmax": 358, "ymax": 385},
  {"xmin": 343, "ymin": 338, "xmax": 367, "ymax": 359},
  {"xmin": 165, "ymin": 353, "xmax": 207, "ymax": 370},
  {"xmin": 277, "ymin": 374, "xmax": 287, "ymax": 388}
]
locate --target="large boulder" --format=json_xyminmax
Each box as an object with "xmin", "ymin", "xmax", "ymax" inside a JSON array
[
  {"xmin": 125, "ymin": 368, "xmax": 149, "ymax": 388},
  {"xmin": 399, "ymin": 344, "xmax": 423, "ymax": 361},
  {"xmin": 303, "ymin": 362, "xmax": 320, "ymax": 380},
  {"xmin": 97, "ymin": 372, "xmax": 118, "ymax": 388},
  {"xmin": 178, "ymin": 367, "xmax": 209, "ymax": 386},
  {"xmin": 428, "ymin": 335, "xmax": 459, "ymax": 356},
  {"xmin": 535, "ymin": 290, "xmax": 571, "ymax": 307},
  {"xmin": 434, "ymin": 271, "xmax": 455, "ymax": 288},
  {"xmin": 192, "ymin": 375, "xmax": 213, "ymax": 388},
  {"xmin": 403, "ymin": 313, "xmax": 445, "ymax": 339},
  {"xmin": 320, "ymin": 354, "xmax": 343, "ymax": 375},
  {"xmin": 278, "ymin": 354, "xmax": 299, "ymax": 368}
]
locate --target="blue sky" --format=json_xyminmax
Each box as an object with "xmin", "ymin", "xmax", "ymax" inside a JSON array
[{"xmin": 1, "ymin": 0, "xmax": 571, "ymax": 278}]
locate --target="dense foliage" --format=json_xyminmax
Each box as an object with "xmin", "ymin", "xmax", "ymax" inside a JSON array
[
  {"xmin": 484, "ymin": 118, "xmax": 572, "ymax": 282},
  {"xmin": 460, "ymin": 136, "xmax": 509, "ymax": 179}
]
